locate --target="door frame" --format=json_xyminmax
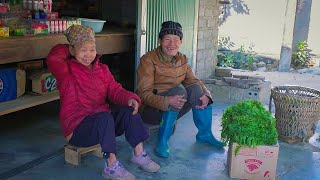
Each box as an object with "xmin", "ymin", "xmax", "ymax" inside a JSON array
[
  {"xmin": 135, "ymin": 0, "xmax": 147, "ymax": 90},
  {"xmin": 192, "ymin": 0, "xmax": 199, "ymax": 71}
]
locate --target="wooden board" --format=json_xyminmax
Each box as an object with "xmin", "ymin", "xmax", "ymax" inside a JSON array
[
  {"xmin": 0, "ymin": 29, "xmax": 134, "ymax": 64},
  {"xmin": 0, "ymin": 93, "xmax": 59, "ymax": 116}
]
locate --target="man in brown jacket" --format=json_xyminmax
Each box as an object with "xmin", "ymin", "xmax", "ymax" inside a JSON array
[{"xmin": 137, "ymin": 21, "xmax": 224, "ymax": 158}]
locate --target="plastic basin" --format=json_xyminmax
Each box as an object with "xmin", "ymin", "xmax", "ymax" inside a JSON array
[{"xmin": 80, "ymin": 18, "xmax": 106, "ymax": 33}]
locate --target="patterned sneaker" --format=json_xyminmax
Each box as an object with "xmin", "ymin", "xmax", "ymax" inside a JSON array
[
  {"xmin": 130, "ymin": 151, "xmax": 160, "ymax": 173},
  {"xmin": 102, "ymin": 160, "xmax": 135, "ymax": 180}
]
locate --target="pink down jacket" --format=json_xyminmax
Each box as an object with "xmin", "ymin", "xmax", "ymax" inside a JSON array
[{"xmin": 46, "ymin": 44, "xmax": 141, "ymax": 138}]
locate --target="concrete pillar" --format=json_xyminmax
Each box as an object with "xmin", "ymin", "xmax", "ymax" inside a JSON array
[
  {"xmin": 292, "ymin": 0, "xmax": 312, "ymax": 48},
  {"xmin": 196, "ymin": 0, "xmax": 220, "ymax": 79},
  {"xmin": 278, "ymin": 0, "xmax": 298, "ymax": 72}
]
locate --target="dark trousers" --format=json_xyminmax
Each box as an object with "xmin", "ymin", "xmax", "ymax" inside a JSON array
[
  {"xmin": 141, "ymin": 84, "xmax": 212, "ymax": 125},
  {"xmin": 69, "ymin": 106, "xmax": 149, "ymax": 156}
]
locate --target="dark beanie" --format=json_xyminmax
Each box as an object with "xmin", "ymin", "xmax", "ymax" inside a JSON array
[{"xmin": 158, "ymin": 21, "xmax": 183, "ymax": 40}]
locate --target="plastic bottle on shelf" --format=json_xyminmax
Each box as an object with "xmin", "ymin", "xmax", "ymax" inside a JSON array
[
  {"xmin": 28, "ymin": 0, "xmax": 33, "ymax": 10},
  {"xmin": 43, "ymin": 0, "xmax": 52, "ymax": 12},
  {"xmin": 23, "ymin": 0, "xmax": 28, "ymax": 9},
  {"xmin": 32, "ymin": 0, "xmax": 40, "ymax": 19},
  {"xmin": 38, "ymin": 0, "xmax": 46, "ymax": 19}
]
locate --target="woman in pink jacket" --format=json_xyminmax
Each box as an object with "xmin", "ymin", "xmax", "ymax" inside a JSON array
[{"xmin": 46, "ymin": 25, "xmax": 159, "ymax": 179}]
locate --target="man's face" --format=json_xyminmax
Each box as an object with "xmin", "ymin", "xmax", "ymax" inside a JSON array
[
  {"xmin": 70, "ymin": 41, "xmax": 97, "ymax": 67},
  {"xmin": 159, "ymin": 34, "xmax": 182, "ymax": 59}
]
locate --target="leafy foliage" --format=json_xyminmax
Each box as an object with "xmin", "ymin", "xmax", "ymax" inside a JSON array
[
  {"xmin": 217, "ymin": 40, "xmax": 256, "ymax": 70},
  {"xmin": 291, "ymin": 41, "xmax": 312, "ymax": 68},
  {"xmin": 233, "ymin": 45, "xmax": 256, "ymax": 69},
  {"xmin": 221, "ymin": 100, "xmax": 278, "ymax": 155},
  {"xmin": 217, "ymin": 36, "xmax": 235, "ymax": 67},
  {"xmin": 218, "ymin": 51, "xmax": 235, "ymax": 68}
]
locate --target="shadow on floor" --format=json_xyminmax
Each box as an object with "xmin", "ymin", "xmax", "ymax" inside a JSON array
[{"xmin": 0, "ymin": 101, "xmax": 320, "ymax": 180}]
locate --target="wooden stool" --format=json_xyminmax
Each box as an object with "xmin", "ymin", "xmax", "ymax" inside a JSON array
[{"xmin": 64, "ymin": 144, "xmax": 103, "ymax": 165}]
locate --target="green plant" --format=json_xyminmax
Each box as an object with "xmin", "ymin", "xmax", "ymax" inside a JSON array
[
  {"xmin": 234, "ymin": 45, "xmax": 256, "ymax": 69},
  {"xmin": 217, "ymin": 36, "xmax": 256, "ymax": 69},
  {"xmin": 221, "ymin": 100, "xmax": 278, "ymax": 155},
  {"xmin": 218, "ymin": 51, "xmax": 235, "ymax": 67},
  {"xmin": 291, "ymin": 41, "xmax": 312, "ymax": 68}
]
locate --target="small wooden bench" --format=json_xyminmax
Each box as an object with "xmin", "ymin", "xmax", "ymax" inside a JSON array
[{"xmin": 64, "ymin": 144, "xmax": 104, "ymax": 165}]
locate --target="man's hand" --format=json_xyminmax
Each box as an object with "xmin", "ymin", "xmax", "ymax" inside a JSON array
[
  {"xmin": 194, "ymin": 95, "xmax": 210, "ymax": 109},
  {"xmin": 128, "ymin": 99, "xmax": 139, "ymax": 115},
  {"xmin": 168, "ymin": 95, "xmax": 187, "ymax": 109}
]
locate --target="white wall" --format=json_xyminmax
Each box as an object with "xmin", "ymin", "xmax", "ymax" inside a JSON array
[
  {"xmin": 218, "ymin": 0, "xmax": 287, "ymax": 59},
  {"xmin": 308, "ymin": 0, "xmax": 320, "ymax": 55}
]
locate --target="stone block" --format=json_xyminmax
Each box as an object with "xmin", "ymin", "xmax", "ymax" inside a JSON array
[
  {"xmin": 214, "ymin": 79, "xmax": 230, "ymax": 86},
  {"xmin": 222, "ymin": 77, "xmax": 240, "ymax": 84},
  {"xmin": 197, "ymin": 40, "xmax": 206, "ymax": 50},
  {"xmin": 230, "ymin": 81, "xmax": 250, "ymax": 89},
  {"xmin": 232, "ymin": 74, "xmax": 249, "ymax": 79},
  {"xmin": 199, "ymin": 7, "xmax": 205, "ymax": 16},
  {"xmin": 201, "ymin": 78, "xmax": 216, "ymax": 84},
  {"xmin": 198, "ymin": 19, "xmax": 207, "ymax": 28},
  {"xmin": 205, "ymin": 41, "xmax": 214, "ymax": 49},
  {"xmin": 215, "ymin": 67, "xmax": 232, "ymax": 77},
  {"xmin": 205, "ymin": 9, "xmax": 213, "ymax": 17},
  {"xmin": 205, "ymin": 80, "xmax": 271, "ymax": 104},
  {"xmin": 239, "ymin": 79, "xmax": 263, "ymax": 85},
  {"xmin": 247, "ymin": 75, "xmax": 266, "ymax": 81},
  {"xmin": 203, "ymin": 31, "xmax": 213, "ymax": 39},
  {"xmin": 198, "ymin": 30, "xmax": 204, "ymax": 39},
  {"xmin": 208, "ymin": 19, "xmax": 216, "ymax": 27}
]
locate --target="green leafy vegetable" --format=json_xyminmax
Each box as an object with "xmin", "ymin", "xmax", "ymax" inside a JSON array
[{"xmin": 221, "ymin": 100, "xmax": 278, "ymax": 155}]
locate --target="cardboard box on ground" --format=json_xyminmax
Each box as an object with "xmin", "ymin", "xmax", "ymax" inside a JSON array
[{"xmin": 227, "ymin": 142, "xmax": 279, "ymax": 180}]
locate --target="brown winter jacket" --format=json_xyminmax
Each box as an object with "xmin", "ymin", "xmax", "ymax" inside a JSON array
[{"xmin": 137, "ymin": 47, "xmax": 212, "ymax": 111}]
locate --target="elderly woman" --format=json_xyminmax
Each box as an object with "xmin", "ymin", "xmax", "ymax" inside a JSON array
[{"xmin": 47, "ymin": 25, "xmax": 160, "ymax": 179}]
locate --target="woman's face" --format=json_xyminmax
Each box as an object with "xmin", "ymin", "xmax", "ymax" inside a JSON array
[
  {"xmin": 70, "ymin": 41, "xmax": 97, "ymax": 67},
  {"xmin": 159, "ymin": 34, "xmax": 182, "ymax": 60}
]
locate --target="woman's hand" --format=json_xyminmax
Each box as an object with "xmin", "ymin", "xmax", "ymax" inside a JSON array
[
  {"xmin": 168, "ymin": 95, "xmax": 187, "ymax": 109},
  {"xmin": 128, "ymin": 99, "xmax": 139, "ymax": 115},
  {"xmin": 194, "ymin": 95, "xmax": 210, "ymax": 109}
]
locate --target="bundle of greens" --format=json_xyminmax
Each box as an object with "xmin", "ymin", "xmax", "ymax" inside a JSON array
[{"xmin": 221, "ymin": 100, "xmax": 278, "ymax": 154}]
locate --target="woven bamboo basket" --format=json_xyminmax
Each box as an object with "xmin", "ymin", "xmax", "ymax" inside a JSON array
[{"xmin": 271, "ymin": 86, "xmax": 320, "ymax": 143}]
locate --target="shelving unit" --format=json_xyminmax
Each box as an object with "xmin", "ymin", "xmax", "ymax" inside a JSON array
[
  {"xmin": 0, "ymin": 28, "xmax": 135, "ymax": 115},
  {"xmin": 0, "ymin": 93, "xmax": 59, "ymax": 116}
]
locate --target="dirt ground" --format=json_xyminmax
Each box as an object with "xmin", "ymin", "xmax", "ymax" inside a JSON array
[{"xmin": 231, "ymin": 70, "xmax": 320, "ymax": 90}]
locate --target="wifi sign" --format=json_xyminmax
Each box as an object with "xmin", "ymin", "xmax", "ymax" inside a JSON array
[{"xmin": 244, "ymin": 159, "xmax": 263, "ymax": 172}]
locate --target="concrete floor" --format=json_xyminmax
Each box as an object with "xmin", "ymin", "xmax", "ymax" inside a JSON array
[{"xmin": 0, "ymin": 71, "xmax": 320, "ymax": 180}]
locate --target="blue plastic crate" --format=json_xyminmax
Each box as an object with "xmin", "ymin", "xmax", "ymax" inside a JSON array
[{"xmin": 0, "ymin": 68, "xmax": 17, "ymax": 102}]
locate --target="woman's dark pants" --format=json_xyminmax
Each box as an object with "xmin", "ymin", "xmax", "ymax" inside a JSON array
[{"xmin": 69, "ymin": 106, "xmax": 149, "ymax": 158}]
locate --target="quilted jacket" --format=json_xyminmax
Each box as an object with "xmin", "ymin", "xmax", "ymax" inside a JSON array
[
  {"xmin": 137, "ymin": 47, "xmax": 211, "ymax": 111},
  {"xmin": 47, "ymin": 44, "xmax": 141, "ymax": 139}
]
